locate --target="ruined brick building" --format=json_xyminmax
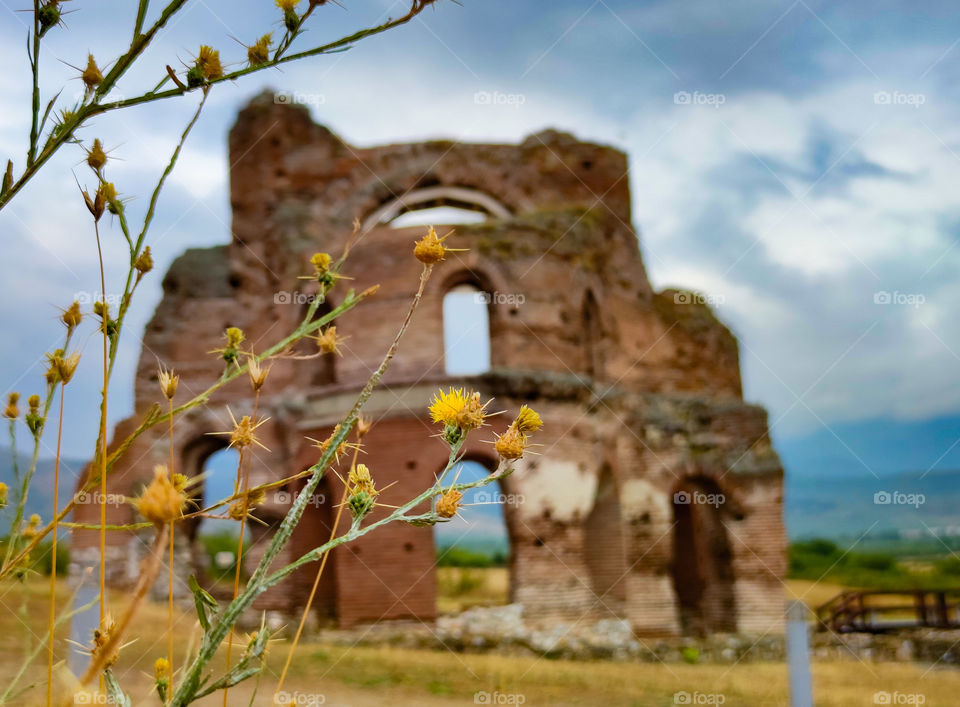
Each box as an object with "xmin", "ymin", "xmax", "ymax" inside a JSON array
[{"xmin": 73, "ymin": 92, "xmax": 786, "ymax": 636}]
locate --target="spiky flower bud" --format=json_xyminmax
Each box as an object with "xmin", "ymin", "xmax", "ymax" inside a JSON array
[
  {"xmin": 37, "ymin": 0, "xmax": 61, "ymax": 37},
  {"xmin": 414, "ymin": 226, "xmax": 464, "ymax": 265},
  {"xmin": 158, "ymin": 366, "xmax": 179, "ymax": 401},
  {"xmin": 82, "ymin": 55, "xmax": 103, "ymax": 93},
  {"xmin": 135, "ymin": 466, "xmax": 186, "ymax": 526},
  {"xmin": 87, "ymin": 139, "xmax": 107, "ymax": 172},
  {"xmin": 247, "ymin": 33, "xmax": 273, "ymax": 67},
  {"xmin": 436, "ymin": 488, "xmax": 462, "ymax": 519},
  {"xmin": 134, "ymin": 246, "xmax": 154, "ymax": 280},
  {"xmin": 3, "ymin": 392, "xmax": 19, "ymax": 420},
  {"xmin": 0, "ymin": 482, "xmax": 7, "ymax": 510},
  {"xmin": 62, "ymin": 301, "xmax": 82, "ymax": 331}
]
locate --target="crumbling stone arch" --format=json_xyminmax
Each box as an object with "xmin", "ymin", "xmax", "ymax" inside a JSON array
[{"xmin": 361, "ymin": 185, "xmax": 512, "ymax": 232}]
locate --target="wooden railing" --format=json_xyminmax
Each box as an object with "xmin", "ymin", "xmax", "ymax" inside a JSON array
[{"xmin": 816, "ymin": 590, "xmax": 960, "ymax": 633}]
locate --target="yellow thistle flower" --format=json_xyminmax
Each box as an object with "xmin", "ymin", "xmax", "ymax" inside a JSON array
[
  {"xmin": 81, "ymin": 54, "xmax": 102, "ymax": 92},
  {"xmin": 196, "ymin": 45, "xmax": 223, "ymax": 81},
  {"xmin": 494, "ymin": 425, "xmax": 528, "ymax": 460},
  {"xmin": 211, "ymin": 408, "xmax": 270, "ymax": 450},
  {"xmin": 514, "ymin": 405, "xmax": 543, "ymax": 433},
  {"xmin": 135, "ymin": 466, "xmax": 186, "ymax": 526},
  {"xmin": 134, "ymin": 246, "xmax": 153, "ymax": 279},
  {"xmin": 0, "ymin": 482, "xmax": 7, "ymax": 509},
  {"xmin": 100, "ymin": 181, "xmax": 117, "ymax": 203},
  {"xmin": 276, "ymin": 0, "xmax": 300, "ymax": 8},
  {"xmin": 212, "ymin": 327, "xmax": 245, "ymax": 365},
  {"xmin": 314, "ymin": 326, "xmax": 344, "ymax": 356},
  {"xmin": 347, "ymin": 463, "xmax": 375, "ymax": 495},
  {"xmin": 154, "ymin": 657, "xmax": 171, "ymax": 680},
  {"xmin": 62, "ymin": 300, "xmax": 82, "ymax": 331},
  {"xmin": 55, "ymin": 351, "xmax": 81, "ymax": 384},
  {"xmin": 158, "ymin": 365, "xmax": 179, "ymax": 401},
  {"xmin": 428, "ymin": 387, "xmax": 470, "ymax": 426},
  {"xmin": 436, "ymin": 488, "xmax": 462, "ymax": 519},
  {"xmin": 311, "ymin": 252, "xmax": 332, "ymax": 274},
  {"xmin": 455, "ymin": 391, "xmax": 492, "ymax": 431},
  {"xmin": 247, "ymin": 33, "xmax": 273, "ymax": 67},
  {"xmin": 3, "ymin": 392, "xmax": 19, "ymax": 420},
  {"xmin": 27, "ymin": 395, "xmax": 40, "ymax": 415},
  {"xmin": 413, "ymin": 226, "xmax": 465, "ymax": 265}
]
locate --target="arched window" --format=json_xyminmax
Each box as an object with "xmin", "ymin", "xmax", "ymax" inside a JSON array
[
  {"xmin": 362, "ymin": 186, "xmax": 511, "ymax": 232},
  {"xmin": 443, "ymin": 284, "xmax": 491, "ymax": 375}
]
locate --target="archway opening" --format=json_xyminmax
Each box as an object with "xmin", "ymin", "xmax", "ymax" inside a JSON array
[
  {"xmin": 583, "ymin": 466, "xmax": 628, "ymax": 617},
  {"xmin": 390, "ymin": 206, "xmax": 488, "ymax": 229},
  {"xmin": 194, "ymin": 446, "xmax": 244, "ymax": 590},
  {"xmin": 671, "ymin": 477, "xmax": 737, "ymax": 635},
  {"xmin": 435, "ymin": 460, "xmax": 511, "ymax": 613},
  {"xmin": 443, "ymin": 284, "xmax": 491, "ymax": 375},
  {"xmin": 362, "ymin": 185, "xmax": 511, "ymax": 232}
]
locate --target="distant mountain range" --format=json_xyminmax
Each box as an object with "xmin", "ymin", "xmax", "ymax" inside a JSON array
[
  {"xmin": 3, "ymin": 412, "xmax": 959, "ymax": 546},
  {"xmin": 0, "ymin": 448, "xmax": 87, "ymax": 529}
]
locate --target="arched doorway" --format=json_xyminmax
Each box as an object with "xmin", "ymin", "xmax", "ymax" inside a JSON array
[
  {"xmin": 434, "ymin": 459, "xmax": 511, "ymax": 613},
  {"xmin": 671, "ymin": 477, "xmax": 737, "ymax": 634},
  {"xmin": 583, "ymin": 466, "xmax": 627, "ymax": 617}
]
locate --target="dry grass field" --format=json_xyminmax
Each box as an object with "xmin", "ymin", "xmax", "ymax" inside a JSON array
[{"xmin": 1, "ymin": 576, "xmax": 957, "ymax": 705}]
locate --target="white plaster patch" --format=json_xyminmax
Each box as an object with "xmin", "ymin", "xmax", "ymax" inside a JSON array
[
  {"xmin": 513, "ymin": 459, "xmax": 595, "ymax": 522},
  {"xmin": 620, "ymin": 478, "xmax": 670, "ymax": 519}
]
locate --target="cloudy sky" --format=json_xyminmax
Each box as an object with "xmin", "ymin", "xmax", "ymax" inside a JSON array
[{"xmin": 0, "ymin": 0, "xmax": 958, "ymax": 478}]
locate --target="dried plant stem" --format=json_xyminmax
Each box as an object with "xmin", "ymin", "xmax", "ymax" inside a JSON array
[
  {"xmin": 94, "ymin": 219, "xmax": 109, "ymax": 663},
  {"xmin": 77, "ymin": 525, "xmax": 169, "ymax": 690},
  {"xmin": 167, "ymin": 396, "xmax": 176, "ymax": 702},
  {"xmin": 46, "ymin": 383, "xmax": 65, "ymax": 707}
]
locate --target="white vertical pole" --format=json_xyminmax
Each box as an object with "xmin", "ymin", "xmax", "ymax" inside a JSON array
[{"xmin": 786, "ymin": 600, "xmax": 813, "ymax": 707}]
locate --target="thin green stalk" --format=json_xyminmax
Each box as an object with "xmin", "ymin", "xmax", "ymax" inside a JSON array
[{"xmin": 27, "ymin": 0, "xmax": 41, "ymax": 167}]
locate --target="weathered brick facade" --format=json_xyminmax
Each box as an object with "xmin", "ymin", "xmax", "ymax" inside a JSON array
[{"xmin": 73, "ymin": 92, "xmax": 786, "ymax": 636}]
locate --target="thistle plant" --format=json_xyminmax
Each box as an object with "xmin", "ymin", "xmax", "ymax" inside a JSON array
[{"xmin": 0, "ymin": 1, "xmax": 551, "ymax": 704}]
